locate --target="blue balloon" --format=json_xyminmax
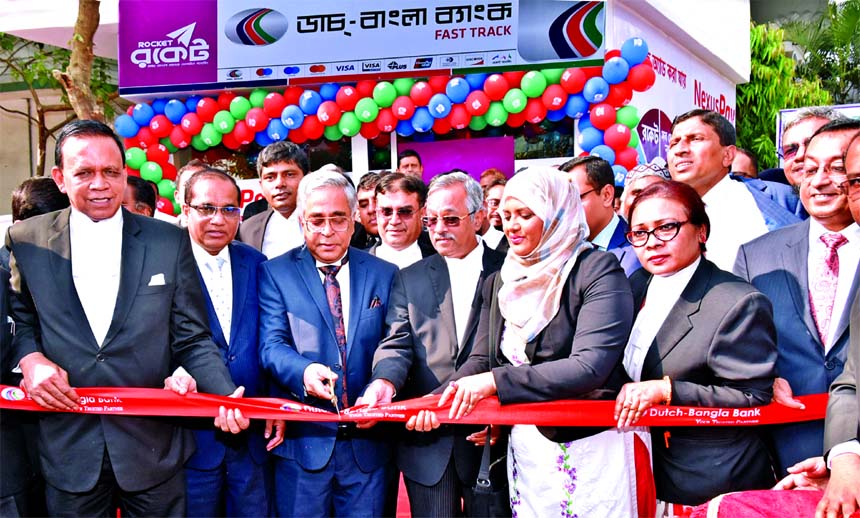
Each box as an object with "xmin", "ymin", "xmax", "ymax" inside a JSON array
[
  {"xmin": 298, "ymin": 91, "xmax": 322, "ymax": 115},
  {"xmin": 185, "ymin": 95, "xmax": 202, "ymax": 112},
  {"xmin": 445, "ymin": 78, "xmax": 470, "ymax": 103},
  {"xmin": 578, "ymin": 116, "xmax": 593, "ymax": 131},
  {"xmin": 602, "ymin": 56, "xmax": 631, "ymax": 85},
  {"xmin": 582, "ymin": 77, "xmax": 610, "ymax": 103},
  {"xmin": 465, "ymin": 73, "xmax": 488, "ymax": 91},
  {"xmin": 396, "ymin": 119, "xmax": 416, "ymax": 137},
  {"xmin": 612, "ymin": 165, "xmax": 628, "ymax": 186},
  {"xmin": 319, "ymin": 83, "xmax": 339, "ymax": 101},
  {"xmin": 131, "ymin": 103, "xmax": 155, "ymax": 126},
  {"xmin": 411, "ymin": 106, "xmax": 435, "ymax": 132},
  {"xmin": 564, "ymin": 94, "xmax": 589, "ymax": 119},
  {"xmin": 577, "ymin": 127, "xmax": 604, "ymax": 152},
  {"xmin": 280, "ymin": 105, "xmax": 305, "ymax": 129},
  {"xmin": 163, "ymin": 99, "xmax": 187, "ymax": 124},
  {"xmin": 428, "ymin": 94, "xmax": 452, "ymax": 119},
  {"xmin": 546, "ymin": 108, "xmax": 566, "ymax": 122},
  {"xmin": 266, "ymin": 119, "xmax": 288, "ymax": 141},
  {"xmin": 621, "ymin": 37, "xmax": 650, "ymax": 66},
  {"xmin": 590, "ymin": 144, "xmax": 616, "ymax": 164},
  {"xmin": 114, "ymin": 114, "xmax": 140, "ymax": 138},
  {"xmin": 254, "ymin": 130, "xmax": 274, "ymax": 146},
  {"xmin": 151, "ymin": 98, "xmax": 168, "ymax": 115}
]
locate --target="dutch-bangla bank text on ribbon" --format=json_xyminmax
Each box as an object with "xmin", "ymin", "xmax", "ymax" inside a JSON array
[{"xmin": 0, "ymin": 385, "xmax": 827, "ymax": 427}]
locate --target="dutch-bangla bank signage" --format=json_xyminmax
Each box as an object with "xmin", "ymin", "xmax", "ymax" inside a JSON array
[{"xmin": 118, "ymin": 0, "xmax": 608, "ymax": 99}]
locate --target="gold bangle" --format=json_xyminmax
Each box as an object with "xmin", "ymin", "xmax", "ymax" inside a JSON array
[{"xmin": 662, "ymin": 375, "xmax": 672, "ymax": 406}]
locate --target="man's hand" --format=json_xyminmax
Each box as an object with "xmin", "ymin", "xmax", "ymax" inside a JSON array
[
  {"xmin": 816, "ymin": 454, "xmax": 860, "ymax": 518},
  {"xmin": 214, "ymin": 386, "xmax": 251, "ymax": 434},
  {"xmin": 303, "ymin": 363, "xmax": 336, "ymax": 400},
  {"xmin": 774, "ymin": 456, "xmax": 828, "ymax": 490},
  {"xmin": 355, "ymin": 379, "xmax": 396, "ymax": 429},
  {"xmin": 163, "ymin": 366, "xmax": 197, "ymax": 395},
  {"xmin": 19, "ymin": 352, "xmax": 79, "ymax": 410},
  {"xmin": 773, "ymin": 377, "xmax": 805, "ymax": 409},
  {"xmin": 406, "ymin": 409, "xmax": 440, "ymax": 432},
  {"xmin": 264, "ymin": 419, "xmax": 285, "ymax": 451},
  {"xmin": 467, "ymin": 425, "xmax": 500, "ymax": 446}
]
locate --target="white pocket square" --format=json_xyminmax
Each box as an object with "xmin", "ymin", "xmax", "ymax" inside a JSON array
[{"xmin": 148, "ymin": 273, "xmax": 166, "ymax": 286}]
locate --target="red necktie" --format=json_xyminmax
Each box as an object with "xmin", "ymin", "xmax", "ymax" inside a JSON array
[
  {"xmin": 809, "ymin": 232, "xmax": 848, "ymax": 346},
  {"xmin": 319, "ymin": 264, "xmax": 349, "ymax": 408}
]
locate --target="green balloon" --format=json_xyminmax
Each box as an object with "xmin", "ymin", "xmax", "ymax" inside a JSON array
[
  {"xmin": 485, "ymin": 102, "xmax": 508, "ymax": 127},
  {"xmin": 469, "ymin": 114, "xmax": 488, "ymax": 131},
  {"xmin": 229, "ymin": 96, "xmax": 252, "ymax": 120},
  {"xmin": 502, "ymin": 88, "xmax": 527, "ymax": 114},
  {"xmin": 201, "ymin": 123, "xmax": 223, "ymax": 146},
  {"xmin": 125, "ymin": 147, "xmax": 146, "ymax": 170},
  {"xmin": 393, "ymin": 78, "xmax": 415, "ymax": 96},
  {"xmin": 249, "ymin": 89, "xmax": 267, "ymax": 108},
  {"xmin": 540, "ymin": 68, "xmax": 565, "ymax": 84},
  {"xmin": 213, "ymin": 110, "xmax": 236, "ymax": 134},
  {"xmin": 140, "ymin": 161, "xmax": 163, "ymax": 183},
  {"xmin": 372, "ymin": 81, "xmax": 397, "ymax": 108},
  {"xmin": 191, "ymin": 133, "xmax": 209, "ymax": 151},
  {"xmin": 157, "ymin": 179, "xmax": 176, "ymax": 199},
  {"xmin": 324, "ymin": 124, "xmax": 344, "ymax": 141},
  {"xmin": 628, "ymin": 128, "xmax": 640, "ymax": 148},
  {"xmin": 172, "ymin": 201, "xmax": 181, "ymax": 215},
  {"xmin": 160, "ymin": 137, "xmax": 178, "ymax": 153},
  {"xmin": 616, "ymin": 106, "xmax": 639, "ymax": 129},
  {"xmin": 520, "ymin": 71, "xmax": 548, "ymax": 98},
  {"xmin": 354, "ymin": 98, "xmax": 380, "ymax": 123},
  {"xmin": 338, "ymin": 112, "xmax": 361, "ymax": 136}
]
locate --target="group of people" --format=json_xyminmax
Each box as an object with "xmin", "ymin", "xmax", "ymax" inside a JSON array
[{"xmin": 0, "ymin": 104, "xmax": 857, "ymax": 518}]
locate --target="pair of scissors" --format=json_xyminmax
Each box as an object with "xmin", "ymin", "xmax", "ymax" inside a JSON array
[{"xmin": 328, "ymin": 370, "xmax": 340, "ymax": 417}]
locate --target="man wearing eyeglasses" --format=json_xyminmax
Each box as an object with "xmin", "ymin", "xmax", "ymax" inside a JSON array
[
  {"xmin": 258, "ymin": 171, "xmax": 398, "ymax": 517},
  {"xmin": 735, "ymin": 119, "xmax": 860, "ymax": 477},
  {"xmin": 561, "ymin": 156, "xmax": 628, "ymax": 251},
  {"xmin": 371, "ymin": 173, "xmax": 436, "ymax": 269},
  {"xmin": 777, "ymin": 107, "xmax": 848, "ymax": 188}
]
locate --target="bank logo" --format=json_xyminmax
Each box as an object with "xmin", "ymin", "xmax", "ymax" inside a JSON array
[
  {"xmin": 227, "ymin": 69, "xmax": 243, "ymax": 78},
  {"xmin": 387, "ymin": 60, "xmax": 407, "ymax": 70},
  {"xmin": 464, "ymin": 55, "xmax": 485, "ymax": 66},
  {"xmin": 130, "ymin": 22, "xmax": 210, "ymax": 69},
  {"xmin": 225, "ymin": 8, "xmax": 288, "ymax": 46},
  {"xmin": 362, "ymin": 61, "xmax": 381, "ymax": 72},
  {"xmin": 491, "ymin": 53, "xmax": 513, "ymax": 64},
  {"xmin": 309, "ymin": 64, "xmax": 327, "ymax": 73},
  {"xmin": 283, "ymin": 66, "xmax": 300, "ymax": 75},
  {"xmin": 518, "ymin": 0, "xmax": 604, "ymax": 61},
  {"xmin": 1, "ymin": 387, "xmax": 25, "ymax": 401},
  {"xmin": 413, "ymin": 57, "xmax": 433, "ymax": 69}
]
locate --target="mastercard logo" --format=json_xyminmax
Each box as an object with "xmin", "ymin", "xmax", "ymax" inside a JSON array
[
  {"xmin": 309, "ymin": 64, "xmax": 326, "ymax": 73},
  {"xmin": 225, "ymin": 8, "xmax": 288, "ymax": 46}
]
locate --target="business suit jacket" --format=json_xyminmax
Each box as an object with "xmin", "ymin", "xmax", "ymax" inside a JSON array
[
  {"xmin": 185, "ymin": 242, "xmax": 269, "ymax": 471},
  {"xmin": 824, "ymin": 288, "xmax": 859, "ymax": 454},
  {"xmin": 606, "ymin": 217, "xmax": 629, "ymax": 251},
  {"xmin": 259, "ymin": 245, "xmax": 397, "ymax": 471},
  {"xmin": 372, "ymin": 244, "xmax": 505, "ymax": 486},
  {"xmin": 739, "ymin": 176, "xmax": 807, "ymax": 220},
  {"xmin": 734, "ymin": 219, "xmax": 857, "ymax": 472},
  {"xmin": 6, "ymin": 208, "xmax": 235, "ymax": 493},
  {"xmin": 625, "ymin": 258, "xmax": 778, "ymax": 505},
  {"xmin": 368, "ymin": 230, "xmax": 437, "ymax": 260},
  {"xmin": 745, "ymin": 182, "xmax": 802, "ymax": 231},
  {"xmin": 610, "ymin": 243, "xmax": 642, "ymax": 277},
  {"xmin": 237, "ymin": 207, "xmax": 275, "ymax": 251}
]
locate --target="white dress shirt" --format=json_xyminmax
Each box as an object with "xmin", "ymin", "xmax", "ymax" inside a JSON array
[
  {"xmin": 69, "ymin": 208, "xmax": 123, "ymax": 347},
  {"xmin": 443, "ymin": 240, "xmax": 485, "ymax": 348},
  {"xmin": 807, "ymin": 220, "xmax": 860, "ymax": 352},
  {"xmin": 262, "ymin": 210, "xmax": 304, "ymax": 259},
  {"xmin": 701, "ymin": 175, "xmax": 769, "ymax": 271},
  {"xmin": 375, "ymin": 241, "xmax": 423, "ymax": 269},
  {"xmin": 591, "ymin": 213, "xmax": 621, "ymax": 251},
  {"xmin": 482, "ymin": 226, "xmax": 505, "ymax": 250},
  {"xmin": 315, "ymin": 254, "xmax": 351, "ymax": 340},
  {"xmin": 191, "ymin": 241, "xmax": 233, "ymax": 344}
]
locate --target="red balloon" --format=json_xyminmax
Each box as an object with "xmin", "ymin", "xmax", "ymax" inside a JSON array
[
  {"xmin": 146, "ymin": 143, "xmax": 170, "ymax": 164},
  {"xmin": 605, "ymin": 49, "xmax": 622, "ymax": 60},
  {"xmin": 245, "ymin": 107, "xmax": 268, "ymax": 132},
  {"xmin": 180, "ymin": 112, "xmax": 203, "ymax": 135},
  {"xmin": 432, "ymin": 115, "xmax": 452, "ymax": 134},
  {"xmin": 360, "ymin": 121, "xmax": 380, "ymax": 140},
  {"xmin": 217, "ymin": 92, "xmax": 236, "ymax": 110},
  {"xmin": 372, "ymin": 132, "xmax": 391, "ymax": 146},
  {"xmin": 582, "ymin": 66, "xmax": 603, "ymax": 79},
  {"xmin": 263, "ymin": 92, "xmax": 287, "ymax": 118},
  {"xmin": 616, "ymin": 146, "xmax": 640, "ymax": 170},
  {"xmin": 409, "ymin": 81, "xmax": 433, "ymax": 106},
  {"xmin": 604, "ymin": 123, "xmax": 632, "ymax": 151},
  {"xmin": 283, "ymin": 86, "xmax": 303, "ymax": 106},
  {"xmin": 149, "ymin": 114, "xmax": 172, "ymax": 138},
  {"xmin": 541, "ymin": 84, "xmax": 567, "ymax": 110},
  {"xmin": 483, "ymin": 74, "xmax": 509, "ymax": 101},
  {"xmin": 376, "ymin": 107, "xmax": 397, "ymax": 133},
  {"xmin": 524, "ymin": 98, "xmax": 548, "ymax": 124},
  {"xmin": 126, "ymin": 105, "xmax": 134, "ymax": 116},
  {"xmin": 428, "ymin": 75, "xmax": 449, "ymax": 94},
  {"xmin": 589, "ymin": 103, "xmax": 617, "ymax": 130},
  {"xmin": 450, "ymin": 104, "xmax": 470, "ymax": 129},
  {"xmin": 232, "ymin": 120, "xmax": 253, "ymax": 144},
  {"xmin": 124, "ymin": 137, "xmax": 137, "ymax": 150},
  {"xmin": 356, "ymin": 80, "xmax": 376, "ymax": 98},
  {"xmin": 605, "ymin": 81, "xmax": 633, "ymax": 107},
  {"xmin": 391, "ymin": 96, "xmax": 416, "ymax": 120},
  {"xmin": 125, "ymin": 165, "xmax": 140, "ymax": 177},
  {"xmin": 560, "ymin": 68, "xmax": 587, "ymax": 94},
  {"xmin": 506, "ymin": 109, "xmax": 527, "ymax": 128},
  {"xmin": 628, "ymin": 63, "xmax": 656, "ymax": 92},
  {"xmin": 221, "ymin": 132, "xmax": 241, "ymax": 150},
  {"xmin": 161, "ymin": 162, "xmax": 177, "ymax": 181},
  {"xmin": 464, "ymin": 90, "xmax": 490, "ymax": 116},
  {"xmin": 335, "ymin": 85, "xmax": 359, "ymax": 111},
  {"xmin": 156, "ymin": 196, "xmax": 174, "ymax": 215},
  {"xmin": 289, "ymin": 126, "xmax": 307, "ymax": 144},
  {"xmin": 169, "ymin": 126, "xmax": 191, "ymax": 149},
  {"xmin": 502, "ymin": 71, "xmax": 526, "ymax": 88},
  {"xmin": 134, "ymin": 127, "xmax": 158, "ymax": 148},
  {"xmin": 316, "ymin": 100, "xmax": 341, "ymax": 126},
  {"xmin": 301, "ymin": 115, "xmax": 324, "ymax": 140},
  {"xmin": 196, "ymin": 98, "xmax": 219, "ymax": 123}
]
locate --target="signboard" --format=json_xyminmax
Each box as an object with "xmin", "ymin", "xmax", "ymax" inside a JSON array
[{"xmin": 119, "ymin": 0, "xmax": 606, "ymax": 98}]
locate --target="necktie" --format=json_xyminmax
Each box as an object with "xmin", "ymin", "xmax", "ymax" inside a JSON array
[
  {"xmin": 210, "ymin": 257, "xmax": 231, "ymax": 345},
  {"xmin": 319, "ymin": 264, "xmax": 349, "ymax": 408},
  {"xmin": 809, "ymin": 232, "xmax": 848, "ymax": 346}
]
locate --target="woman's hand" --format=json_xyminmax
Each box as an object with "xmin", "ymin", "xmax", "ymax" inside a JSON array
[
  {"xmin": 438, "ymin": 372, "xmax": 497, "ymax": 419},
  {"xmin": 614, "ymin": 380, "xmax": 667, "ymax": 427},
  {"xmin": 467, "ymin": 425, "xmax": 500, "ymax": 446}
]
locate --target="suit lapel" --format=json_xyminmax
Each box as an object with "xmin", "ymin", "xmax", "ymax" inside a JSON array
[
  {"xmin": 196, "ymin": 269, "xmax": 228, "ymax": 350},
  {"xmin": 296, "ymin": 246, "xmax": 338, "ymax": 342},
  {"xmin": 346, "ymin": 249, "xmax": 368, "ymax": 356},
  {"xmin": 228, "ymin": 244, "xmax": 248, "ymax": 350},
  {"xmin": 829, "ymin": 256, "xmax": 860, "ymax": 353},
  {"xmin": 458, "ymin": 246, "xmax": 504, "ymax": 363},
  {"xmin": 426, "ymin": 255, "xmax": 458, "ymax": 360},
  {"xmin": 102, "ymin": 213, "xmax": 145, "ymax": 348},
  {"xmin": 782, "ymin": 221, "xmax": 821, "ymax": 347}
]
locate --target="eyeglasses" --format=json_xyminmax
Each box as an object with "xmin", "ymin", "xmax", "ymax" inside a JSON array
[
  {"xmin": 377, "ymin": 207, "xmax": 416, "ymax": 219},
  {"xmin": 303, "ymin": 216, "xmax": 351, "ymax": 233},
  {"xmin": 626, "ymin": 221, "xmax": 688, "ymax": 247},
  {"xmin": 777, "ymin": 137, "xmax": 811, "ymax": 160},
  {"xmin": 802, "ymin": 162, "xmax": 847, "ymax": 181},
  {"xmin": 422, "ymin": 211, "xmax": 476, "ymax": 228},
  {"xmin": 579, "ymin": 188, "xmax": 596, "ymax": 199},
  {"xmin": 190, "ymin": 204, "xmax": 241, "ymax": 219},
  {"xmin": 839, "ymin": 176, "xmax": 860, "ymax": 196}
]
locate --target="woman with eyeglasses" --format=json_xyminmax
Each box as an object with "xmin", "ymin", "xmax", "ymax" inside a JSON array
[
  {"xmin": 615, "ymin": 180, "xmax": 778, "ymax": 512},
  {"xmin": 412, "ymin": 166, "xmax": 646, "ymax": 516}
]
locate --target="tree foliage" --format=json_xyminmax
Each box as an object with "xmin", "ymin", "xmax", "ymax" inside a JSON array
[{"xmin": 736, "ymin": 23, "xmax": 831, "ymax": 170}]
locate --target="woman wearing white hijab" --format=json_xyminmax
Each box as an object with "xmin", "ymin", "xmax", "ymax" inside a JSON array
[{"xmin": 418, "ymin": 166, "xmax": 644, "ymax": 516}]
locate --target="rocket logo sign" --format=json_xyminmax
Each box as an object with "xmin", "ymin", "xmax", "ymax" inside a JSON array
[
  {"xmin": 518, "ymin": 0, "xmax": 605, "ymax": 62},
  {"xmin": 225, "ymin": 8, "xmax": 288, "ymax": 46}
]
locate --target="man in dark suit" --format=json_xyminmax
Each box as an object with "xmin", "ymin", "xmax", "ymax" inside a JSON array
[
  {"xmin": 561, "ymin": 156, "xmax": 629, "ymax": 251},
  {"xmin": 361, "ymin": 172, "xmax": 504, "ymax": 516},
  {"xmin": 237, "ymin": 140, "xmax": 308, "ymax": 258},
  {"xmin": 6, "ymin": 120, "xmax": 249, "ymax": 516},
  {"xmin": 479, "ymin": 177, "xmax": 507, "ymax": 252},
  {"xmin": 735, "ymin": 120, "xmax": 860, "ymax": 475},
  {"xmin": 172, "ymin": 167, "xmax": 283, "ymax": 516},
  {"xmin": 258, "ymin": 170, "xmax": 398, "ymax": 517},
  {"xmin": 353, "ymin": 172, "xmax": 382, "ymax": 249},
  {"xmin": 370, "ymin": 172, "xmax": 436, "ymax": 268}
]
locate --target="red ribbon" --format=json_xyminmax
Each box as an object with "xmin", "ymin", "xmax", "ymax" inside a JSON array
[{"xmin": 0, "ymin": 385, "xmax": 827, "ymax": 426}]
